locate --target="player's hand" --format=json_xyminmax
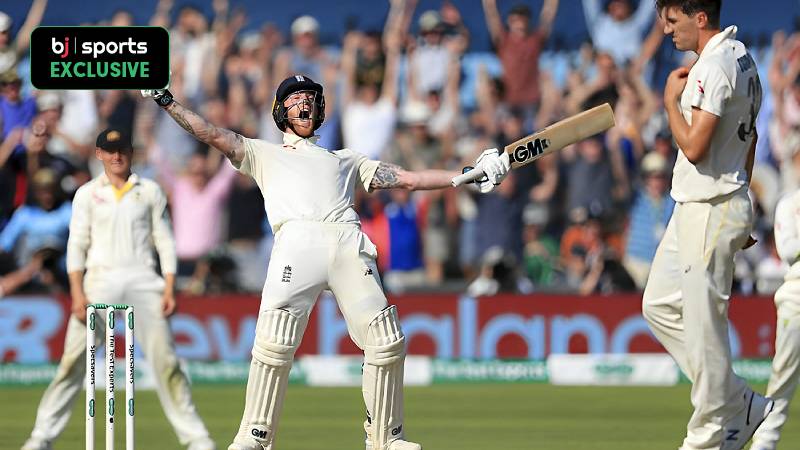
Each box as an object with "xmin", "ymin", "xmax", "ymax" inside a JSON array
[
  {"xmin": 161, "ymin": 290, "xmax": 177, "ymax": 317},
  {"xmin": 664, "ymin": 67, "xmax": 689, "ymax": 103},
  {"xmin": 71, "ymin": 290, "xmax": 89, "ymax": 323},
  {"xmin": 473, "ymin": 148, "xmax": 510, "ymax": 193}
]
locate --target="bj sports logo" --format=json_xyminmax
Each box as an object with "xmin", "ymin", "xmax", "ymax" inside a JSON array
[{"xmin": 31, "ymin": 26, "xmax": 169, "ymax": 90}]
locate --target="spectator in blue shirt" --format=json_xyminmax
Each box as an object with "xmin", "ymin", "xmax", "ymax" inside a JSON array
[
  {"xmin": 0, "ymin": 70, "xmax": 36, "ymax": 139},
  {"xmin": 0, "ymin": 168, "xmax": 71, "ymax": 291},
  {"xmin": 582, "ymin": 0, "xmax": 655, "ymax": 66},
  {"xmin": 623, "ymin": 152, "xmax": 674, "ymax": 289},
  {"xmin": 383, "ymin": 189, "xmax": 426, "ymax": 293}
]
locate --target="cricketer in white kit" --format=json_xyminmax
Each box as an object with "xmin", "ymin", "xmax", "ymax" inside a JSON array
[
  {"xmin": 141, "ymin": 74, "xmax": 510, "ymax": 450},
  {"xmin": 751, "ymin": 191, "xmax": 800, "ymax": 450},
  {"xmin": 643, "ymin": 1, "xmax": 773, "ymax": 450},
  {"xmin": 21, "ymin": 129, "xmax": 216, "ymax": 450}
]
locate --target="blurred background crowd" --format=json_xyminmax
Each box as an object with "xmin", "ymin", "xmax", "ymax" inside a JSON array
[{"xmin": 0, "ymin": 0, "xmax": 797, "ymax": 297}]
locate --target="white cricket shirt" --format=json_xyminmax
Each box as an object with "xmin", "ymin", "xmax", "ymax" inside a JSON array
[
  {"xmin": 671, "ymin": 26, "xmax": 762, "ymax": 203},
  {"xmin": 66, "ymin": 173, "xmax": 177, "ymax": 274},
  {"xmin": 775, "ymin": 192, "xmax": 800, "ymax": 281},
  {"xmin": 234, "ymin": 133, "xmax": 380, "ymax": 233}
]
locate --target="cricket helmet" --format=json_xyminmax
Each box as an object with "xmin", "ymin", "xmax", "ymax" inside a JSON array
[{"xmin": 272, "ymin": 74, "xmax": 326, "ymax": 132}]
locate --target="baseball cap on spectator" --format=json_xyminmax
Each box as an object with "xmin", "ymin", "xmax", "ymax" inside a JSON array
[
  {"xmin": 238, "ymin": 32, "xmax": 261, "ymax": 51},
  {"xmin": 400, "ymin": 100, "xmax": 431, "ymax": 125},
  {"xmin": 291, "ymin": 15, "xmax": 319, "ymax": 36},
  {"xmin": 418, "ymin": 10, "xmax": 442, "ymax": 33},
  {"xmin": 523, "ymin": 203, "xmax": 549, "ymax": 227},
  {"xmin": 0, "ymin": 70, "xmax": 20, "ymax": 84},
  {"xmin": 641, "ymin": 152, "xmax": 668, "ymax": 175},
  {"xmin": 0, "ymin": 12, "xmax": 11, "ymax": 33},
  {"xmin": 32, "ymin": 168, "xmax": 58, "ymax": 189},
  {"xmin": 36, "ymin": 92, "xmax": 62, "ymax": 112},
  {"xmin": 96, "ymin": 128, "xmax": 132, "ymax": 151}
]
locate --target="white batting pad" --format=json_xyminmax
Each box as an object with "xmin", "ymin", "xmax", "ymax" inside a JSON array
[
  {"xmin": 230, "ymin": 309, "xmax": 307, "ymax": 450},
  {"xmin": 363, "ymin": 306, "xmax": 407, "ymax": 449}
]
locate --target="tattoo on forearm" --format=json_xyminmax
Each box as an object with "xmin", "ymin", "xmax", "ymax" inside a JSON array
[
  {"xmin": 370, "ymin": 162, "xmax": 403, "ymax": 189},
  {"xmin": 166, "ymin": 102, "xmax": 244, "ymax": 160}
]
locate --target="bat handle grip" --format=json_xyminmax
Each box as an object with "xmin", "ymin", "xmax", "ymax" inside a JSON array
[{"xmin": 451, "ymin": 167, "xmax": 485, "ymax": 187}]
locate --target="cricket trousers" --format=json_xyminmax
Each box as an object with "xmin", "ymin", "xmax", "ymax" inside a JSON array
[
  {"xmin": 752, "ymin": 280, "xmax": 800, "ymax": 449},
  {"xmin": 26, "ymin": 267, "xmax": 211, "ymax": 446},
  {"xmin": 642, "ymin": 189, "xmax": 752, "ymax": 449},
  {"xmin": 235, "ymin": 221, "xmax": 398, "ymax": 449}
]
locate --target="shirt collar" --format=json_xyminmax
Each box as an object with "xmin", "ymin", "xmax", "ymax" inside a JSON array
[
  {"xmin": 282, "ymin": 132, "xmax": 320, "ymax": 147},
  {"xmin": 99, "ymin": 172, "xmax": 139, "ymax": 186},
  {"xmin": 699, "ymin": 25, "xmax": 737, "ymax": 59}
]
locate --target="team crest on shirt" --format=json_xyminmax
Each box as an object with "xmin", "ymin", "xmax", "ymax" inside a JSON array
[{"xmin": 697, "ymin": 79, "xmax": 704, "ymax": 95}]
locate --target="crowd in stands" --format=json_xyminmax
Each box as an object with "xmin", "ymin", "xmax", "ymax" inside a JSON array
[{"xmin": 0, "ymin": 0, "xmax": 795, "ymax": 297}]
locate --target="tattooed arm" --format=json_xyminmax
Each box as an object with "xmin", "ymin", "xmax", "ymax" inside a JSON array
[
  {"xmin": 162, "ymin": 100, "xmax": 246, "ymax": 164},
  {"xmin": 369, "ymin": 162, "xmax": 460, "ymax": 191}
]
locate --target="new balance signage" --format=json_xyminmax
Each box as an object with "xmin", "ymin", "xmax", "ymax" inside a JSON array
[{"xmin": 0, "ymin": 294, "xmax": 777, "ymax": 363}]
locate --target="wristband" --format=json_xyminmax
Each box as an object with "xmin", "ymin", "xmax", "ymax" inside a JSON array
[{"xmin": 155, "ymin": 89, "xmax": 174, "ymax": 107}]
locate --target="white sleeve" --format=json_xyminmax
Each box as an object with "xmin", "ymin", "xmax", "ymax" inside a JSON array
[
  {"xmin": 357, "ymin": 154, "xmax": 380, "ymax": 193},
  {"xmin": 690, "ymin": 62, "xmax": 732, "ymax": 117},
  {"xmin": 774, "ymin": 195, "xmax": 800, "ymax": 265},
  {"xmin": 150, "ymin": 184, "xmax": 177, "ymax": 275},
  {"xmin": 66, "ymin": 186, "xmax": 92, "ymax": 273},
  {"xmin": 232, "ymin": 137, "xmax": 260, "ymax": 177}
]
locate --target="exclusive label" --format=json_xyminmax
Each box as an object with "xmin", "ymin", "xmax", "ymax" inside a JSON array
[{"xmin": 30, "ymin": 26, "xmax": 169, "ymax": 90}]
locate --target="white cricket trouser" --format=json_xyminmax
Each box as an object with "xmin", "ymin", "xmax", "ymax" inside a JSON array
[
  {"xmin": 752, "ymin": 280, "xmax": 800, "ymax": 449},
  {"xmin": 232, "ymin": 222, "xmax": 395, "ymax": 449},
  {"xmin": 642, "ymin": 189, "xmax": 752, "ymax": 449},
  {"xmin": 27, "ymin": 267, "xmax": 211, "ymax": 446},
  {"xmin": 261, "ymin": 222, "xmax": 388, "ymax": 347}
]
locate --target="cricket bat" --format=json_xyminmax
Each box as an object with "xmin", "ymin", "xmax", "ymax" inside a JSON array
[{"xmin": 451, "ymin": 103, "xmax": 616, "ymax": 187}]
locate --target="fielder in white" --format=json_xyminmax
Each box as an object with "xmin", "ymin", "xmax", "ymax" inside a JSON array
[
  {"xmin": 141, "ymin": 74, "xmax": 509, "ymax": 450},
  {"xmin": 21, "ymin": 129, "xmax": 216, "ymax": 450},
  {"xmin": 643, "ymin": 1, "xmax": 773, "ymax": 449},
  {"xmin": 751, "ymin": 191, "xmax": 800, "ymax": 450}
]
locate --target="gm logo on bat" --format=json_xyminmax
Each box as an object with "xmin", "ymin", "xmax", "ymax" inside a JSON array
[{"xmin": 509, "ymin": 138, "xmax": 550, "ymax": 164}]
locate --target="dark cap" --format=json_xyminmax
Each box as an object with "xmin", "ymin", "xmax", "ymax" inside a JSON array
[
  {"xmin": 275, "ymin": 74, "xmax": 323, "ymax": 105},
  {"xmin": 96, "ymin": 128, "xmax": 132, "ymax": 151}
]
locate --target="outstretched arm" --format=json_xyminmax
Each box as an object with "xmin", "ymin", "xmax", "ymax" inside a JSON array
[
  {"xmin": 160, "ymin": 99, "xmax": 246, "ymax": 164},
  {"xmin": 369, "ymin": 162, "xmax": 459, "ymax": 191}
]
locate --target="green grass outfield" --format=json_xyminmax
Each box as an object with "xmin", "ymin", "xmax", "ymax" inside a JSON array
[{"xmin": 2, "ymin": 384, "xmax": 798, "ymax": 450}]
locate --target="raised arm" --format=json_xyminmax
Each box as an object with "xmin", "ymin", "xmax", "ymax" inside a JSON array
[
  {"xmin": 631, "ymin": 0, "xmax": 656, "ymax": 32},
  {"xmin": 539, "ymin": 0, "xmax": 560, "ymax": 39},
  {"xmin": 381, "ymin": 32, "xmax": 402, "ymax": 104},
  {"xmin": 14, "ymin": 0, "xmax": 48, "ymax": 55},
  {"xmin": 481, "ymin": 0, "xmax": 504, "ymax": 46},
  {"xmin": 369, "ymin": 162, "xmax": 459, "ymax": 191},
  {"xmin": 145, "ymin": 91, "xmax": 246, "ymax": 164},
  {"xmin": 581, "ymin": 0, "xmax": 602, "ymax": 29}
]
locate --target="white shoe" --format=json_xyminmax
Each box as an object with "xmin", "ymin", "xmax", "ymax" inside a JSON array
[
  {"xmin": 227, "ymin": 437, "xmax": 264, "ymax": 450},
  {"xmin": 227, "ymin": 443, "xmax": 263, "ymax": 450},
  {"xmin": 389, "ymin": 440, "xmax": 422, "ymax": 450},
  {"xmin": 188, "ymin": 437, "xmax": 217, "ymax": 450},
  {"xmin": 720, "ymin": 390, "xmax": 775, "ymax": 450},
  {"xmin": 20, "ymin": 437, "xmax": 51, "ymax": 450},
  {"xmin": 366, "ymin": 439, "xmax": 422, "ymax": 450}
]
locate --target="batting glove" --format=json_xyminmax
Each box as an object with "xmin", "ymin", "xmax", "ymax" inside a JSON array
[{"xmin": 473, "ymin": 148, "xmax": 510, "ymax": 193}]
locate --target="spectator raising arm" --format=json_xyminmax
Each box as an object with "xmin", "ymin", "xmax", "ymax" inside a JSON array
[
  {"xmin": 482, "ymin": 0, "xmax": 504, "ymax": 46},
  {"xmin": 11, "ymin": 0, "xmax": 48, "ymax": 60},
  {"xmin": 539, "ymin": 0, "xmax": 560, "ymax": 39}
]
